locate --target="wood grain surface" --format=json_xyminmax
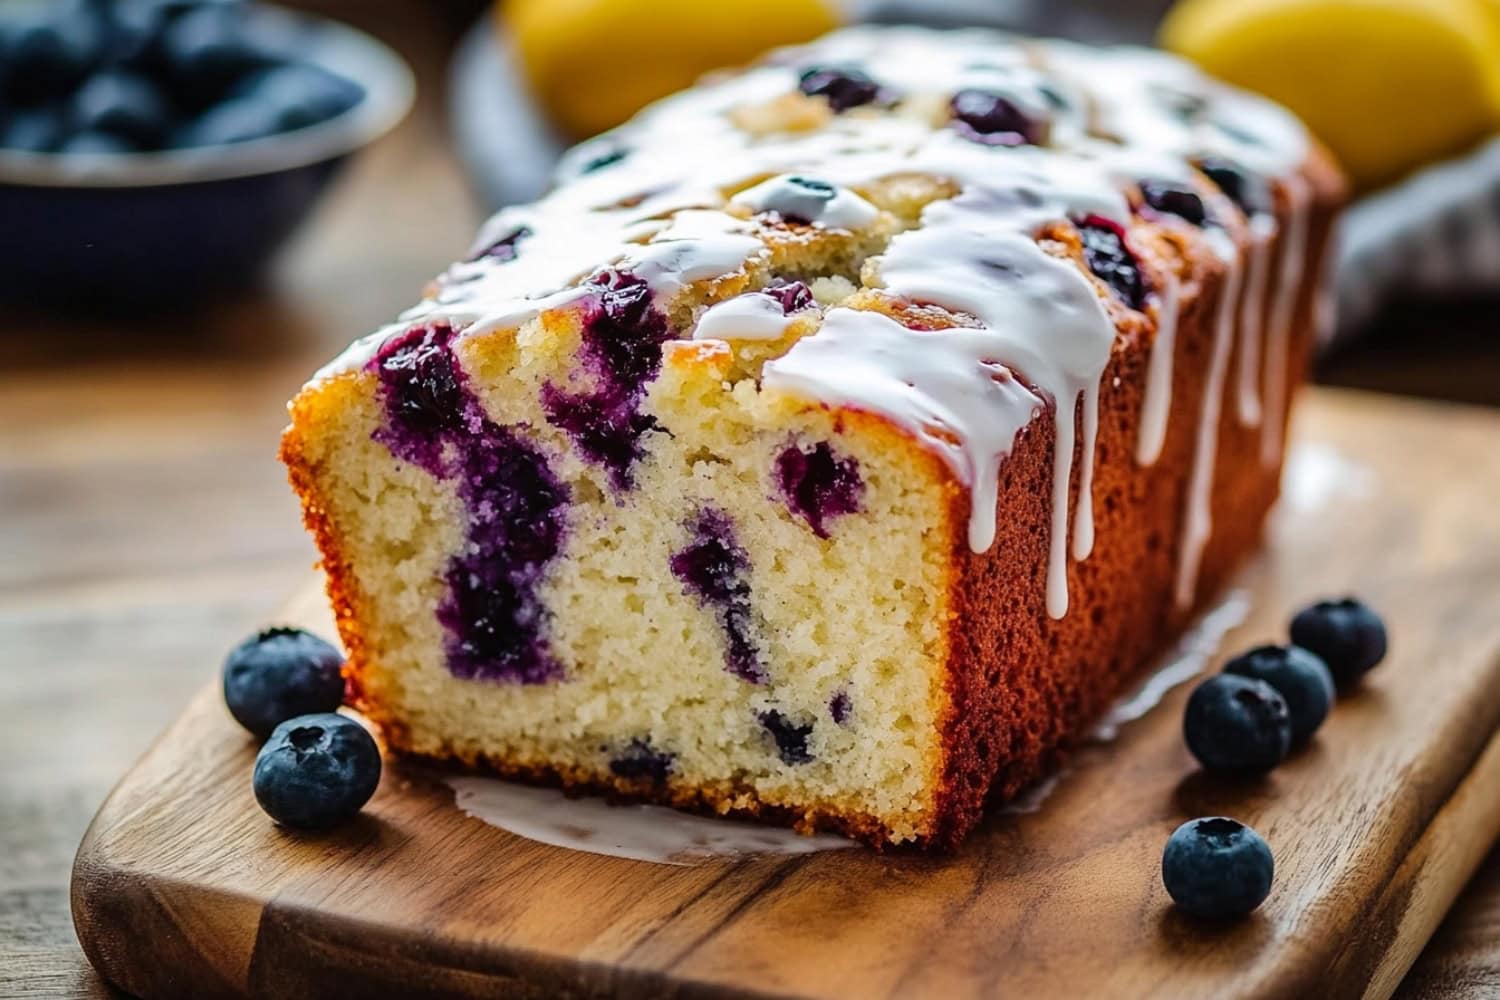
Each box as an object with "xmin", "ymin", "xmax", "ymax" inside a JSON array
[
  {"xmin": 67, "ymin": 391, "xmax": 1500, "ymax": 1000},
  {"xmin": 3, "ymin": 3, "xmax": 1499, "ymax": 998}
]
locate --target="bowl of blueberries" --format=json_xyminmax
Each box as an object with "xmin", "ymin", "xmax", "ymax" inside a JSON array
[{"xmin": 0, "ymin": 0, "xmax": 414, "ymax": 308}]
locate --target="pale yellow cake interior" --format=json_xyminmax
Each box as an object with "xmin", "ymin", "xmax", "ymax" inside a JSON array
[{"xmin": 291, "ymin": 195, "xmax": 972, "ymax": 839}]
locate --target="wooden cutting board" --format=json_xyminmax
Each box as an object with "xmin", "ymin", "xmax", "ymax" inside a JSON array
[{"xmin": 71, "ymin": 389, "xmax": 1500, "ymax": 1000}]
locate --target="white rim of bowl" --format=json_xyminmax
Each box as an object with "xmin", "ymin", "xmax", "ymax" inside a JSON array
[{"xmin": 0, "ymin": 5, "xmax": 416, "ymax": 189}]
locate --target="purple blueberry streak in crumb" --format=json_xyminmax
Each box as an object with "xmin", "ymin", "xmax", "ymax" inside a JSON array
[
  {"xmin": 541, "ymin": 384, "xmax": 660, "ymax": 489},
  {"xmin": 437, "ymin": 425, "xmax": 569, "ymax": 684},
  {"xmin": 1076, "ymin": 214, "xmax": 1147, "ymax": 310},
  {"xmin": 775, "ymin": 441, "xmax": 863, "ymax": 538},
  {"xmin": 372, "ymin": 325, "xmax": 467, "ymax": 473},
  {"xmin": 764, "ymin": 278, "xmax": 815, "ymax": 314},
  {"xmin": 608, "ymin": 739, "xmax": 673, "ymax": 783},
  {"xmin": 541, "ymin": 269, "xmax": 672, "ymax": 490},
  {"xmin": 949, "ymin": 89, "xmax": 1040, "ymax": 146},
  {"xmin": 582, "ymin": 269, "xmax": 670, "ymax": 386},
  {"xmin": 371, "ymin": 325, "xmax": 569, "ymax": 685},
  {"xmin": 469, "ymin": 226, "xmax": 531, "ymax": 263},
  {"xmin": 760, "ymin": 710, "xmax": 814, "ymax": 764},
  {"xmin": 829, "ymin": 690, "xmax": 852, "ymax": 726},
  {"xmin": 670, "ymin": 509, "xmax": 766, "ymax": 684}
]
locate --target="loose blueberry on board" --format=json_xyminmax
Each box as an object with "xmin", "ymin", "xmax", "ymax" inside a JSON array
[
  {"xmin": 1162, "ymin": 817, "xmax": 1274, "ymax": 919},
  {"xmin": 252, "ymin": 713, "xmax": 381, "ymax": 831},
  {"xmin": 798, "ymin": 65, "xmax": 881, "ymax": 112},
  {"xmin": 1183, "ymin": 674, "xmax": 1292, "ymax": 774},
  {"xmin": 1138, "ymin": 179, "xmax": 1208, "ymax": 227},
  {"xmin": 1290, "ymin": 598, "xmax": 1388, "ymax": 688},
  {"xmin": 1223, "ymin": 644, "xmax": 1335, "ymax": 744},
  {"xmin": 223, "ymin": 626, "xmax": 346, "ymax": 740},
  {"xmin": 949, "ymin": 89, "xmax": 1039, "ymax": 146},
  {"xmin": 1076, "ymin": 214, "xmax": 1147, "ymax": 310}
]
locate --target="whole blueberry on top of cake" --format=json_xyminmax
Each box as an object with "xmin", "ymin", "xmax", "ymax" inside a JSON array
[{"xmin": 282, "ymin": 26, "xmax": 1346, "ymax": 849}]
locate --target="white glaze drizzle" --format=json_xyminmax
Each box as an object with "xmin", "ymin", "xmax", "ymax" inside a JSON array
[
  {"xmin": 1091, "ymin": 588, "xmax": 1252, "ymax": 740},
  {"xmin": 692, "ymin": 291, "xmax": 802, "ymax": 342},
  {"xmin": 1135, "ymin": 273, "xmax": 1179, "ymax": 465},
  {"xmin": 1260, "ymin": 173, "xmax": 1311, "ymax": 466},
  {"xmin": 761, "ymin": 307, "xmax": 1045, "ymax": 552},
  {"xmin": 446, "ymin": 776, "xmax": 855, "ymax": 865},
  {"xmin": 306, "ymin": 26, "xmax": 1314, "ymax": 619},
  {"xmin": 1175, "ymin": 231, "xmax": 1243, "ymax": 608},
  {"xmin": 820, "ymin": 177, "xmax": 1124, "ymax": 617},
  {"xmin": 1234, "ymin": 213, "xmax": 1277, "ymax": 426},
  {"xmin": 733, "ymin": 173, "xmax": 880, "ymax": 230}
]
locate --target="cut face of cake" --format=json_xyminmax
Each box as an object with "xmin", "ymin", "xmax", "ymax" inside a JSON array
[{"xmin": 282, "ymin": 27, "xmax": 1345, "ymax": 848}]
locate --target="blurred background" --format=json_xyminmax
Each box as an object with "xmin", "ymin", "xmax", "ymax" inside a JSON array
[{"xmin": 3, "ymin": 0, "xmax": 1499, "ymax": 994}]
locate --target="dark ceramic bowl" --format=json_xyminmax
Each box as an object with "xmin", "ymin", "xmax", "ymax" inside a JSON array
[{"xmin": 0, "ymin": 6, "xmax": 413, "ymax": 310}]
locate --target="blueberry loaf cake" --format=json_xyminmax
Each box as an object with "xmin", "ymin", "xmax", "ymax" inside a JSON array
[{"xmin": 282, "ymin": 26, "xmax": 1344, "ymax": 848}]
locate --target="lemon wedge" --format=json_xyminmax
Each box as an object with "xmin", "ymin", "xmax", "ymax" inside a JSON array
[
  {"xmin": 1160, "ymin": 0, "xmax": 1500, "ymax": 190},
  {"xmin": 505, "ymin": 0, "xmax": 842, "ymax": 140}
]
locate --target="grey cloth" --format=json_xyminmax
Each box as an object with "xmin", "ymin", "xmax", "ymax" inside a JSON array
[{"xmin": 1333, "ymin": 136, "xmax": 1500, "ymax": 340}]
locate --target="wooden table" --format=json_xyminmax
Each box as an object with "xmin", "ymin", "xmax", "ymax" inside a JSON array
[{"xmin": 1, "ymin": 4, "xmax": 1496, "ymax": 997}]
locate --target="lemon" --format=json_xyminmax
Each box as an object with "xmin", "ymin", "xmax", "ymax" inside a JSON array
[
  {"xmin": 504, "ymin": 0, "xmax": 842, "ymax": 140},
  {"xmin": 1160, "ymin": 0, "xmax": 1500, "ymax": 190}
]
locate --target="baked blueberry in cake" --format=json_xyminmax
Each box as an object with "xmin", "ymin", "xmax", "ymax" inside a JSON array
[{"xmin": 282, "ymin": 26, "xmax": 1345, "ymax": 848}]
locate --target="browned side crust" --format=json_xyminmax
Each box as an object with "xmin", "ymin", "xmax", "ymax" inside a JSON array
[{"xmin": 929, "ymin": 151, "xmax": 1346, "ymax": 848}]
